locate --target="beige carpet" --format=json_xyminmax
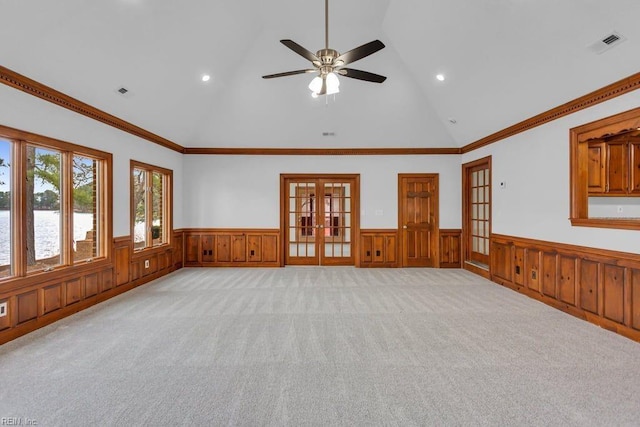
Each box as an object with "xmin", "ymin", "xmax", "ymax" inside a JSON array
[{"xmin": 1, "ymin": 267, "xmax": 639, "ymax": 426}]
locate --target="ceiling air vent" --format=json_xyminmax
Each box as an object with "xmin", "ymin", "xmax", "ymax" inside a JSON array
[
  {"xmin": 587, "ymin": 31, "xmax": 626, "ymax": 54},
  {"xmin": 115, "ymin": 86, "xmax": 134, "ymax": 98}
]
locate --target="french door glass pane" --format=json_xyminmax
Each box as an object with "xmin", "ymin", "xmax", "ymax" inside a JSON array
[
  {"xmin": 73, "ymin": 155, "xmax": 100, "ymax": 262},
  {"xmin": 27, "ymin": 146, "xmax": 62, "ymax": 272},
  {"xmin": 0, "ymin": 139, "xmax": 11, "ymax": 278},
  {"xmin": 152, "ymin": 171, "xmax": 164, "ymax": 245},
  {"xmin": 133, "ymin": 168, "xmax": 146, "ymax": 249}
]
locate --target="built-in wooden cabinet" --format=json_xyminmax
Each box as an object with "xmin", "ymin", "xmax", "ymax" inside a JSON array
[
  {"xmin": 360, "ymin": 230, "xmax": 397, "ymax": 267},
  {"xmin": 588, "ymin": 137, "xmax": 640, "ymax": 195},
  {"xmin": 183, "ymin": 229, "xmax": 280, "ymax": 267}
]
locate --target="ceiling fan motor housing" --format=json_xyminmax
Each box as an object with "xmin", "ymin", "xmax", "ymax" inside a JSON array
[{"xmin": 317, "ymin": 49, "xmax": 341, "ymax": 65}]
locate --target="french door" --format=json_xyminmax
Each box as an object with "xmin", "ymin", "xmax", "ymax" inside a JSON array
[
  {"xmin": 281, "ymin": 175, "xmax": 359, "ymax": 265},
  {"xmin": 463, "ymin": 157, "xmax": 491, "ymax": 269}
]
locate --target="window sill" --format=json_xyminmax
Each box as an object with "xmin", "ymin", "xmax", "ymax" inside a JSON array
[{"xmin": 570, "ymin": 217, "xmax": 640, "ymax": 231}]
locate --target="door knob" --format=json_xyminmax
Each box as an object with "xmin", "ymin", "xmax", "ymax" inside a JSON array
[{"xmin": 403, "ymin": 225, "xmax": 408, "ymax": 229}]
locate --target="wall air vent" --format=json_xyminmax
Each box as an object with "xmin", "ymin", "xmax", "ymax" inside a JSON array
[{"xmin": 587, "ymin": 31, "xmax": 626, "ymax": 54}]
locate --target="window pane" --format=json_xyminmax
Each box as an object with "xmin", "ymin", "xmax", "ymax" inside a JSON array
[
  {"xmin": 152, "ymin": 171, "xmax": 164, "ymax": 245},
  {"xmin": 27, "ymin": 146, "xmax": 62, "ymax": 272},
  {"xmin": 133, "ymin": 168, "xmax": 146, "ymax": 249},
  {"xmin": 73, "ymin": 155, "xmax": 100, "ymax": 262},
  {"xmin": 0, "ymin": 139, "xmax": 11, "ymax": 278}
]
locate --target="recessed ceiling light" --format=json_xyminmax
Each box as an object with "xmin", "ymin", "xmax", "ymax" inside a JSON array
[
  {"xmin": 201, "ymin": 74, "xmax": 211, "ymax": 82},
  {"xmin": 436, "ymin": 74, "xmax": 445, "ymax": 81}
]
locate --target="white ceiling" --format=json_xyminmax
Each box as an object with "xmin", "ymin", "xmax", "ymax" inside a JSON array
[{"xmin": 1, "ymin": 0, "xmax": 639, "ymax": 149}]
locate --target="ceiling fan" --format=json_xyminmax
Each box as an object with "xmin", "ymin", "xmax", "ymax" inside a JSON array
[{"xmin": 262, "ymin": 0, "xmax": 387, "ymax": 97}]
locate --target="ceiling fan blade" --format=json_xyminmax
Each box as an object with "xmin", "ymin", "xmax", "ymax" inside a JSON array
[
  {"xmin": 262, "ymin": 69, "xmax": 317, "ymax": 79},
  {"xmin": 280, "ymin": 40, "xmax": 319, "ymax": 63},
  {"xmin": 338, "ymin": 68, "xmax": 387, "ymax": 83},
  {"xmin": 335, "ymin": 40, "xmax": 385, "ymax": 65}
]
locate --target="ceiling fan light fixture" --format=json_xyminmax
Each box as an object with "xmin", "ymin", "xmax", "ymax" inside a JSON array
[
  {"xmin": 309, "ymin": 76, "xmax": 323, "ymax": 94},
  {"xmin": 326, "ymin": 72, "xmax": 340, "ymax": 94}
]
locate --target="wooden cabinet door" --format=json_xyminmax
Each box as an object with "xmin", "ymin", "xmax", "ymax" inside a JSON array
[
  {"xmin": 587, "ymin": 142, "xmax": 606, "ymax": 193},
  {"xmin": 606, "ymin": 141, "xmax": 628, "ymax": 193}
]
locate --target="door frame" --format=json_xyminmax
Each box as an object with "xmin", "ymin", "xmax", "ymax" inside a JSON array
[
  {"xmin": 462, "ymin": 156, "xmax": 492, "ymax": 279},
  {"xmin": 397, "ymin": 173, "xmax": 440, "ymax": 268},
  {"xmin": 280, "ymin": 173, "xmax": 360, "ymax": 266}
]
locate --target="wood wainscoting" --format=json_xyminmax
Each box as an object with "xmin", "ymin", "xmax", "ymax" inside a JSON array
[
  {"xmin": 183, "ymin": 229, "xmax": 280, "ymax": 267},
  {"xmin": 440, "ymin": 229, "xmax": 462, "ymax": 268},
  {"xmin": 0, "ymin": 232, "xmax": 182, "ymax": 345},
  {"xmin": 360, "ymin": 229, "xmax": 398, "ymax": 268},
  {"xmin": 491, "ymin": 233, "xmax": 640, "ymax": 342}
]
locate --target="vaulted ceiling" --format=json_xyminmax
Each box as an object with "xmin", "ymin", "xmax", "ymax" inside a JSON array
[{"xmin": 1, "ymin": 0, "xmax": 639, "ymax": 149}]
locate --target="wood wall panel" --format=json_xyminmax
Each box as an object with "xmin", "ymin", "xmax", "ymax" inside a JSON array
[
  {"xmin": 101, "ymin": 268, "xmax": 114, "ymax": 293},
  {"xmin": 491, "ymin": 234, "xmax": 640, "ymax": 342},
  {"xmin": 439, "ymin": 229, "xmax": 461, "ymax": 268},
  {"xmin": 0, "ymin": 298, "xmax": 9, "ymax": 331},
  {"xmin": 115, "ymin": 243, "xmax": 130, "ymax": 286},
  {"xmin": 603, "ymin": 264, "xmax": 625, "ymax": 324},
  {"xmin": 491, "ymin": 241, "xmax": 512, "ymax": 281},
  {"xmin": 262, "ymin": 235, "xmax": 278, "ymax": 263},
  {"xmin": 182, "ymin": 229, "xmax": 280, "ymax": 267},
  {"xmin": 17, "ymin": 291, "xmax": 38, "ymax": 324},
  {"xmin": 632, "ymin": 269, "xmax": 640, "ymax": 330},
  {"xmin": 232, "ymin": 235, "xmax": 246, "ymax": 262},
  {"xmin": 526, "ymin": 249, "xmax": 540, "ymax": 292},
  {"xmin": 579, "ymin": 260, "xmax": 599, "ymax": 315},
  {"xmin": 42, "ymin": 284, "xmax": 62, "ymax": 315},
  {"xmin": 185, "ymin": 235, "xmax": 201, "ymax": 265},
  {"xmin": 173, "ymin": 232, "xmax": 184, "ymax": 268},
  {"xmin": 1, "ymin": 235, "xmax": 181, "ymax": 345},
  {"xmin": 359, "ymin": 230, "xmax": 398, "ymax": 268},
  {"xmin": 247, "ymin": 235, "xmax": 262, "ymax": 262},
  {"xmin": 65, "ymin": 279, "xmax": 83, "ymax": 306},
  {"xmin": 85, "ymin": 273, "xmax": 99, "ymax": 298},
  {"xmin": 514, "ymin": 247, "xmax": 525, "ymax": 286},
  {"xmin": 541, "ymin": 253, "xmax": 557, "ymax": 298},
  {"xmin": 558, "ymin": 256, "xmax": 577, "ymax": 306},
  {"xmin": 216, "ymin": 235, "xmax": 231, "ymax": 263}
]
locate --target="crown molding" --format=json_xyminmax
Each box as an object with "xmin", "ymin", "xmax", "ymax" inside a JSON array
[
  {"xmin": 0, "ymin": 65, "xmax": 184, "ymax": 153},
  {"xmin": 462, "ymin": 71, "xmax": 640, "ymax": 154},
  {"xmin": 183, "ymin": 147, "xmax": 461, "ymax": 155}
]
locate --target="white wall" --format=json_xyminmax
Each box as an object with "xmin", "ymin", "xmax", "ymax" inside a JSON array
[
  {"xmin": 0, "ymin": 85, "xmax": 184, "ymax": 236},
  {"xmin": 462, "ymin": 90, "xmax": 640, "ymax": 254},
  {"xmin": 182, "ymin": 155, "xmax": 461, "ymax": 230}
]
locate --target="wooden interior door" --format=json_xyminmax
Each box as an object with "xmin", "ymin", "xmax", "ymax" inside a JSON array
[
  {"xmin": 463, "ymin": 158, "xmax": 491, "ymax": 268},
  {"xmin": 398, "ymin": 174, "xmax": 439, "ymax": 267},
  {"xmin": 282, "ymin": 175, "xmax": 359, "ymax": 266}
]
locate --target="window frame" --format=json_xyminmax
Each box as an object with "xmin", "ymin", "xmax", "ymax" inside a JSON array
[
  {"xmin": 0, "ymin": 125, "xmax": 112, "ymax": 282},
  {"xmin": 570, "ymin": 106, "xmax": 640, "ymax": 231},
  {"xmin": 130, "ymin": 160, "xmax": 172, "ymax": 252}
]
